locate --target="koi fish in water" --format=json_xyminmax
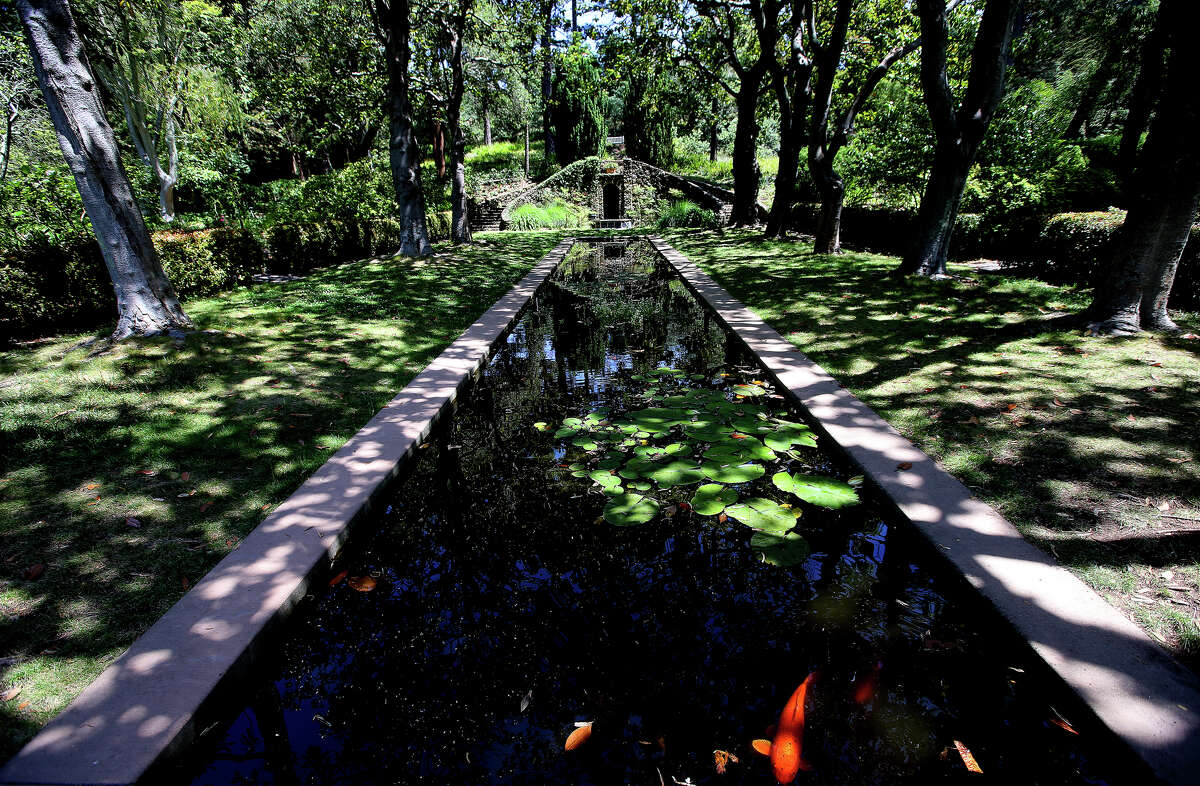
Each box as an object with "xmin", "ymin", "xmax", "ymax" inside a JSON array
[
  {"xmin": 852, "ymin": 661, "xmax": 882, "ymax": 706},
  {"xmin": 752, "ymin": 671, "xmax": 817, "ymax": 783}
]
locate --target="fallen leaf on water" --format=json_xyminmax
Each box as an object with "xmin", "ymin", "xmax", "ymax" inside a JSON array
[
  {"xmin": 717, "ymin": 512, "xmax": 728, "ymax": 523},
  {"xmin": 1048, "ymin": 717, "xmax": 1079, "ymax": 735},
  {"xmin": 347, "ymin": 575, "xmax": 377, "ymax": 592},
  {"xmin": 897, "ymin": 462, "xmax": 913, "ymax": 470},
  {"xmin": 1, "ymin": 687, "xmax": 19, "ymax": 702},
  {"xmin": 954, "ymin": 740, "xmax": 982, "ymax": 773},
  {"xmin": 328, "ymin": 570, "xmax": 348, "ymax": 587},
  {"xmin": 23, "ymin": 564, "xmax": 44, "ymax": 581},
  {"xmin": 751, "ymin": 739, "xmax": 772, "ymax": 756},
  {"xmin": 181, "ymin": 577, "xmax": 189, "ymax": 590},
  {"xmin": 520, "ymin": 690, "xmax": 532, "ymax": 713},
  {"xmin": 713, "ymin": 749, "xmax": 738, "ymax": 774},
  {"xmin": 564, "ymin": 722, "xmax": 592, "ymax": 751}
]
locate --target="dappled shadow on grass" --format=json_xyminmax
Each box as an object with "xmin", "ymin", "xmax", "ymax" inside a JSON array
[
  {"xmin": 0, "ymin": 232, "xmax": 563, "ymax": 760},
  {"xmin": 667, "ymin": 229, "xmax": 1200, "ymax": 666}
]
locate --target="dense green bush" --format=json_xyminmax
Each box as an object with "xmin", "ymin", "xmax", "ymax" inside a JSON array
[
  {"xmin": 624, "ymin": 72, "xmax": 674, "ymax": 170},
  {"xmin": 507, "ymin": 199, "xmax": 588, "ymax": 230},
  {"xmin": 657, "ymin": 200, "xmax": 718, "ymax": 230},
  {"xmin": 550, "ymin": 38, "xmax": 606, "ymax": 165}
]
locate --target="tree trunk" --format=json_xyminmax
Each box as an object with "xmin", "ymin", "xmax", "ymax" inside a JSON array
[
  {"xmin": 1118, "ymin": 2, "xmax": 1167, "ymax": 200},
  {"xmin": 729, "ymin": 80, "xmax": 761, "ymax": 226},
  {"xmin": 811, "ymin": 155, "xmax": 845, "ymax": 254},
  {"xmin": 433, "ymin": 120, "xmax": 446, "ymax": 178},
  {"xmin": 901, "ymin": 0, "xmax": 1019, "ymax": 277},
  {"xmin": 523, "ymin": 121, "xmax": 530, "ymax": 178},
  {"xmin": 18, "ymin": 0, "xmax": 193, "ymax": 339},
  {"xmin": 766, "ymin": 131, "xmax": 800, "ymax": 238},
  {"xmin": 1087, "ymin": 1, "xmax": 1199, "ymax": 334},
  {"xmin": 540, "ymin": 0, "xmax": 555, "ymax": 170},
  {"xmin": 1, "ymin": 99, "xmax": 16, "ymax": 181},
  {"xmin": 899, "ymin": 142, "xmax": 969, "ymax": 276},
  {"xmin": 447, "ymin": 1, "xmax": 472, "ymax": 245},
  {"xmin": 374, "ymin": 0, "xmax": 431, "ymax": 257},
  {"xmin": 483, "ymin": 105, "xmax": 492, "ymax": 146}
]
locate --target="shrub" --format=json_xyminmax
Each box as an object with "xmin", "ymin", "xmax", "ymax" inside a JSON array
[
  {"xmin": 550, "ymin": 38, "xmax": 607, "ymax": 165},
  {"xmin": 508, "ymin": 199, "xmax": 589, "ymax": 230},
  {"xmin": 657, "ymin": 200, "xmax": 718, "ymax": 230}
]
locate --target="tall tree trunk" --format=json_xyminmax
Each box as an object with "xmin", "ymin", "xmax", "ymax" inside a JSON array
[
  {"xmin": 1087, "ymin": 0, "xmax": 1199, "ymax": 334},
  {"xmin": 765, "ymin": 1, "xmax": 813, "ymax": 240},
  {"xmin": 540, "ymin": 0, "xmax": 555, "ymax": 170},
  {"xmin": 708, "ymin": 102, "xmax": 719, "ymax": 162},
  {"xmin": 373, "ymin": 0, "xmax": 431, "ymax": 257},
  {"xmin": 904, "ymin": 141, "xmax": 970, "ymax": 275},
  {"xmin": 18, "ymin": 0, "xmax": 193, "ymax": 339},
  {"xmin": 1, "ymin": 99, "xmax": 16, "ymax": 181},
  {"xmin": 729, "ymin": 79, "xmax": 762, "ymax": 226},
  {"xmin": 483, "ymin": 104, "xmax": 492, "ymax": 146},
  {"xmin": 1117, "ymin": 2, "xmax": 1167, "ymax": 200},
  {"xmin": 766, "ymin": 130, "xmax": 802, "ymax": 238},
  {"xmin": 433, "ymin": 119, "xmax": 446, "ymax": 178},
  {"xmin": 524, "ymin": 121, "xmax": 530, "ymax": 178},
  {"xmin": 810, "ymin": 158, "xmax": 845, "ymax": 253},
  {"xmin": 446, "ymin": 3, "xmax": 472, "ymax": 245},
  {"xmin": 900, "ymin": 0, "xmax": 1018, "ymax": 277}
]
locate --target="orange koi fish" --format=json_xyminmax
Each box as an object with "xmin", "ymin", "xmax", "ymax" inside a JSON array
[
  {"xmin": 752, "ymin": 672, "xmax": 817, "ymax": 782},
  {"xmin": 852, "ymin": 661, "xmax": 882, "ymax": 706}
]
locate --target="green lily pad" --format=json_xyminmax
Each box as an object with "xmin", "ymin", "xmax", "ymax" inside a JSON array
[
  {"xmin": 683, "ymin": 417, "xmax": 733, "ymax": 442},
  {"xmin": 732, "ymin": 383, "xmax": 767, "ymax": 397},
  {"xmin": 691, "ymin": 484, "xmax": 738, "ymax": 515},
  {"xmin": 646, "ymin": 460, "xmax": 705, "ymax": 488},
  {"xmin": 763, "ymin": 421, "xmax": 818, "ymax": 451},
  {"xmin": 690, "ymin": 374, "xmax": 706, "ymax": 381},
  {"xmin": 750, "ymin": 531, "xmax": 810, "ymax": 566},
  {"xmin": 589, "ymin": 470, "xmax": 622, "ymax": 488},
  {"xmin": 729, "ymin": 415, "xmax": 773, "ymax": 436},
  {"xmin": 554, "ymin": 426, "xmax": 580, "ymax": 438},
  {"xmin": 771, "ymin": 472, "xmax": 860, "ymax": 509},
  {"xmin": 626, "ymin": 407, "xmax": 691, "ymax": 435},
  {"xmin": 571, "ymin": 436, "xmax": 599, "ymax": 451},
  {"xmin": 701, "ymin": 461, "xmax": 765, "ymax": 484},
  {"xmin": 705, "ymin": 437, "xmax": 775, "ymax": 463},
  {"xmin": 725, "ymin": 497, "xmax": 799, "ymax": 534},
  {"xmin": 654, "ymin": 367, "xmax": 686, "ymax": 376},
  {"xmin": 703, "ymin": 399, "xmax": 742, "ymax": 416},
  {"xmin": 634, "ymin": 442, "xmax": 687, "ymax": 460},
  {"xmin": 631, "ymin": 480, "xmax": 653, "ymax": 491},
  {"xmin": 604, "ymin": 492, "xmax": 660, "ymax": 526}
]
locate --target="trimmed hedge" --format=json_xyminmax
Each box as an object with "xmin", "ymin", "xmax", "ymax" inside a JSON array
[
  {"xmin": 1, "ymin": 211, "xmax": 453, "ymax": 340},
  {"xmin": 789, "ymin": 204, "xmax": 1197, "ymax": 310}
]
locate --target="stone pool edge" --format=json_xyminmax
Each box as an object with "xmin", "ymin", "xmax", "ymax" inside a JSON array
[
  {"xmin": 647, "ymin": 235, "xmax": 1200, "ymax": 786},
  {"xmin": 0, "ymin": 239, "xmax": 575, "ymax": 786}
]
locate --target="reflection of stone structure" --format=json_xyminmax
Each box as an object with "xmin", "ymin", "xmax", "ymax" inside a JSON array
[{"xmin": 468, "ymin": 157, "xmax": 741, "ymax": 232}]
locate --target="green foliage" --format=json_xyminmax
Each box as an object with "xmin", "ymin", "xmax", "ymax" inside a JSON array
[
  {"xmin": 657, "ymin": 200, "xmax": 718, "ymax": 230},
  {"xmin": 508, "ymin": 199, "xmax": 589, "ymax": 230},
  {"xmin": 623, "ymin": 71, "xmax": 674, "ymax": 169},
  {"xmin": 550, "ymin": 39, "xmax": 607, "ymax": 165}
]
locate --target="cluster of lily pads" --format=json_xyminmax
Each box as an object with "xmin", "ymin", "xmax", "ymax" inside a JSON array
[{"xmin": 540, "ymin": 367, "xmax": 861, "ymax": 566}]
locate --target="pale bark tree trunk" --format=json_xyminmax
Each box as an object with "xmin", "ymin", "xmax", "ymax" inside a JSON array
[
  {"xmin": 482, "ymin": 104, "xmax": 491, "ymax": 146},
  {"xmin": 1087, "ymin": 0, "xmax": 1199, "ymax": 334},
  {"xmin": 18, "ymin": 0, "xmax": 193, "ymax": 339},
  {"xmin": 708, "ymin": 95, "xmax": 719, "ymax": 162},
  {"xmin": 523, "ymin": 121, "xmax": 530, "ymax": 178},
  {"xmin": 1, "ymin": 98, "xmax": 16, "ymax": 180},
  {"xmin": 372, "ymin": 0, "xmax": 431, "ymax": 256},
  {"xmin": 433, "ymin": 119, "xmax": 446, "ymax": 178},
  {"xmin": 540, "ymin": 0, "xmax": 555, "ymax": 170},
  {"xmin": 899, "ymin": 0, "xmax": 1019, "ymax": 277},
  {"xmin": 445, "ymin": 0, "xmax": 473, "ymax": 244}
]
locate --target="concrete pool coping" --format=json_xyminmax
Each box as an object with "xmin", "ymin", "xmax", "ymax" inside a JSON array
[
  {"xmin": 0, "ymin": 239, "xmax": 574, "ymax": 786},
  {"xmin": 3, "ymin": 234, "xmax": 1198, "ymax": 784},
  {"xmin": 646, "ymin": 234, "xmax": 1200, "ymax": 786}
]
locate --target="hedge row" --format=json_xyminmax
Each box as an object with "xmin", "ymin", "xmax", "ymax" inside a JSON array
[
  {"xmin": 0, "ymin": 212, "xmax": 453, "ymax": 339},
  {"xmin": 790, "ymin": 205, "xmax": 1197, "ymax": 310}
]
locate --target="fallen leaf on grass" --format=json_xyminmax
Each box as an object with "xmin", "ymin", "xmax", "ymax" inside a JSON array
[
  {"xmin": 1, "ymin": 687, "xmax": 19, "ymax": 702},
  {"xmin": 1004, "ymin": 403, "xmax": 1018, "ymax": 412},
  {"xmin": 1052, "ymin": 398, "xmax": 1065, "ymax": 407},
  {"xmin": 23, "ymin": 564, "xmax": 44, "ymax": 581},
  {"xmin": 125, "ymin": 517, "xmax": 141, "ymax": 528},
  {"xmin": 347, "ymin": 575, "xmax": 377, "ymax": 592},
  {"xmin": 16, "ymin": 701, "xmax": 29, "ymax": 711},
  {"xmin": 137, "ymin": 469, "xmax": 156, "ymax": 476},
  {"xmin": 1180, "ymin": 333, "xmax": 1198, "ymax": 340},
  {"xmin": 180, "ymin": 472, "xmax": 190, "ymax": 482},
  {"xmin": 86, "ymin": 483, "xmax": 99, "ymax": 490},
  {"xmin": 328, "ymin": 570, "xmax": 348, "ymax": 587},
  {"xmin": 1128, "ymin": 414, "xmax": 1136, "ymax": 422},
  {"xmin": 897, "ymin": 462, "xmax": 913, "ymax": 470},
  {"xmin": 198, "ymin": 501, "xmax": 213, "ymax": 513}
]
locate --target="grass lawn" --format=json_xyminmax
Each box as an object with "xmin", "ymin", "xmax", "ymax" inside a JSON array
[
  {"xmin": 665, "ymin": 228, "xmax": 1200, "ymax": 669},
  {"xmin": 0, "ymin": 231, "xmax": 564, "ymax": 760}
]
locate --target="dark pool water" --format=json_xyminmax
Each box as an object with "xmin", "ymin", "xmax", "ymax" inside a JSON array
[{"xmin": 177, "ymin": 240, "xmax": 1142, "ymax": 785}]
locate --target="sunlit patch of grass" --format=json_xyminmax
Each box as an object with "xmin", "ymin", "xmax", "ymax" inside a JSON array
[
  {"xmin": 665, "ymin": 228, "xmax": 1200, "ymax": 669},
  {"xmin": 0, "ymin": 232, "xmax": 565, "ymax": 759}
]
